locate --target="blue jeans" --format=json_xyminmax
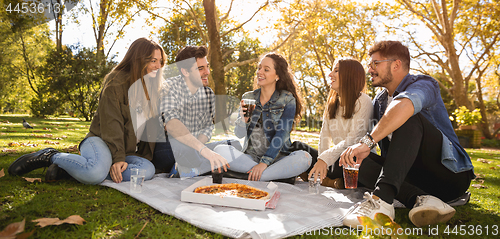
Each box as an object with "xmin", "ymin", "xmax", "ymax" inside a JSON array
[
  {"xmin": 51, "ymin": 136, "xmax": 155, "ymax": 185},
  {"xmin": 213, "ymin": 145, "xmax": 311, "ymax": 181},
  {"xmin": 153, "ymin": 137, "xmax": 242, "ymax": 176}
]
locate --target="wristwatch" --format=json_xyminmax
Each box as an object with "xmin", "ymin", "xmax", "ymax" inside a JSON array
[{"xmin": 359, "ymin": 133, "xmax": 376, "ymax": 150}]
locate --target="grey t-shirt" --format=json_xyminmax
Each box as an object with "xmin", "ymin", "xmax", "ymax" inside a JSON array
[{"xmin": 245, "ymin": 115, "xmax": 284, "ymax": 163}]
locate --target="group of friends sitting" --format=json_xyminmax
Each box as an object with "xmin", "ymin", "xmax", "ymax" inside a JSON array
[{"xmin": 8, "ymin": 38, "xmax": 474, "ymax": 228}]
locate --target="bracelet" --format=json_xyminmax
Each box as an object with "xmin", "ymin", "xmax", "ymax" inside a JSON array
[
  {"xmin": 198, "ymin": 146, "xmax": 208, "ymax": 154},
  {"xmin": 359, "ymin": 134, "xmax": 376, "ymax": 150},
  {"xmin": 366, "ymin": 133, "xmax": 375, "ymax": 142}
]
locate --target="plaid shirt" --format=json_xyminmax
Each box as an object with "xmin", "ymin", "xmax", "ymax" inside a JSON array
[{"xmin": 160, "ymin": 75, "xmax": 215, "ymax": 140}]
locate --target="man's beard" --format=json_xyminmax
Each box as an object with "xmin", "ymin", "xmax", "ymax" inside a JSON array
[{"xmin": 372, "ymin": 65, "xmax": 393, "ymax": 88}]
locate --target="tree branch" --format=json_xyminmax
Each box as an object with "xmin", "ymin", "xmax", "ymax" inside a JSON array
[
  {"xmin": 221, "ymin": 0, "xmax": 269, "ymax": 38},
  {"xmin": 182, "ymin": 0, "xmax": 208, "ymax": 45},
  {"xmin": 219, "ymin": 0, "xmax": 234, "ymax": 24},
  {"xmin": 224, "ymin": 58, "xmax": 259, "ymax": 72}
]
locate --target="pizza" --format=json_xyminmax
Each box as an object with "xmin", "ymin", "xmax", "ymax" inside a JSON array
[{"xmin": 194, "ymin": 183, "xmax": 270, "ymax": 200}]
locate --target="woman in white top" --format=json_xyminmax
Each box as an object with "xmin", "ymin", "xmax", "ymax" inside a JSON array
[{"xmin": 308, "ymin": 58, "xmax": 373, "ymax": 188}]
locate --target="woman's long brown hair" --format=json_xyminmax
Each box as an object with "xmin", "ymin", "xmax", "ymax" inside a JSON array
[
  {"xmin": 327, "ymin": 58, "xmax": 365, "ymax": 119},
  {"xmin": 254, "ymin": 53, "xmax": 303, "ymax": 122},
  {"xmin": 103, "ymin": 38, "xmax": 166, "ymax": 89}
]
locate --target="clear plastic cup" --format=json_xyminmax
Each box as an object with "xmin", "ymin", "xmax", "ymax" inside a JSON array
[{"xmin": 130, "ymin": 168, "xmax": 146, "ymax": 193}]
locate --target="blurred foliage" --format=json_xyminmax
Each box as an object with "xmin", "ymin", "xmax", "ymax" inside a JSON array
[
  {"xmin": 274, "ymin": 0, "xmax": 386, "ymax": 121},
  {"xmin": 41, "ymin": 45, "xmax": 116, "ymax": 121},
  {"xmin": 156, "ymin": 0, "xmax": 267, "ymax": 100},
  {"xmin": 451, "ymin": 106, "xmax": 482, "ymax": 127}
]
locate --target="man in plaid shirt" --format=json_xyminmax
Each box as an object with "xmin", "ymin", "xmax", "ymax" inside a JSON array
[{"xmin": 153, "ymin": 46, "xmax": 235, "ymax": 177}]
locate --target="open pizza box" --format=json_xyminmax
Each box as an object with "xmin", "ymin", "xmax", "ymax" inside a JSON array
[{"xmin": 181, "ymin": 177, "xmax": 278, "ymax": 211}]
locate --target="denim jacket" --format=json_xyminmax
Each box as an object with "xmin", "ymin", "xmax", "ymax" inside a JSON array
[
  {"xmin": 373, "ymin": 74, "xmax": 473, "ymax": 173},
  {"xmin": 235, "ymin": 89, "xmax": 296, "ymax": 165}
]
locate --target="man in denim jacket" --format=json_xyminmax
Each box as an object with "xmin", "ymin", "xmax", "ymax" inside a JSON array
[{"xmin": 340, "ymin": 41, "xmax": 474, "ymax": 228}]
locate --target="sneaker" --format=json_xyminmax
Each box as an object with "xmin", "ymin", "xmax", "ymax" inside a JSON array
[
  {"xmin": 409, "ymin": 195, "xmax": 456, "ymax": 227},
  {"xmin": 167, "ymin": 165, "xmax": 179, "ymax": 178},
  {"xmin": 176, "ymin": 165, "xmax": 199, "ymax": 178},
  {"xmin": 343, "ymin": 192, "xmax": 395, "ymax": 227}
]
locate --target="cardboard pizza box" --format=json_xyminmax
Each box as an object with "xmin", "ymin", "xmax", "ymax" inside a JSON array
[{"xmin": 181, "ymin": 177, "xmax": 278, "ymax": 211}]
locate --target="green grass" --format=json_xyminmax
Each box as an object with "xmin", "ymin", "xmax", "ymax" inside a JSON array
[{"xmin": 1, "ymin": 114, "xmax": 500, "ymax": 238}]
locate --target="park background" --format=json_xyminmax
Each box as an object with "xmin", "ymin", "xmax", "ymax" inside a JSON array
[{"xmin": 1, "ymin": 0, "xmax": 500, "ymax": 238}]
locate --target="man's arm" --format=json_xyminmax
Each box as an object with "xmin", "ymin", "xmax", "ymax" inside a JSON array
[
  {"xmin": 166, "ymin": 119, "xmax": 206, "ymax": 151},
  {"xmin": 371, "ymin": 98, "xmax": 414, "ymax": 143},
  {"xmin": 340, "ymin": 98, "xmax": 414, "ymax": 167},
  {"xmin": 197, "ymin": 134, "xmax": 209, "ymax": 144},
  {"xmin": 165, "ymin": 119, "xmax": 229, "ymax": 172}
]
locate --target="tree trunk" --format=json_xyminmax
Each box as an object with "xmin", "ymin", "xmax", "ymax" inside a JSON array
[
  {"xmin": 96, "ymin": 0, "xmax": 108, "ymax": 57},
  {"xmin": 475, "ymin": 77, "xmax": 492, "ymax": 139},
  {"xmin": 203, "ymin": 0, "xmax": 228, "ymax": 133},
  {"xmin": 444, "ymin": 41, "xmax": 473, "ymax": 110}
]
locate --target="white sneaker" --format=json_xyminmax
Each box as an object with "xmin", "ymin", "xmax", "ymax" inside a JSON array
[
  {"xmin": 409, "ymin": 195, "xmax": 456, "ymax": 227},
  {"xmin": 343, "ymin": 192, "xmax": 395, "ymax": 227}
]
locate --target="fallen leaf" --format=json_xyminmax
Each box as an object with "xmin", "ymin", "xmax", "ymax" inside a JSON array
[
  {"xmin": 475, "ymin": 174, "xmax": 484, "ymax": 179},
  {"xmin": 44, "ymin": 140, "xmax": 59, "ymax": 145},
  {"xmin": 32, "ymin": 215, "xmax": 85, "ymax": 228},
  {"xmin": 63, "ymin": 145, "xmax": 79, "ymax": 153},
  {"xmin": 1, "ymin": 132, "xmax": 6, "ymax": 135},
  {"xmin": 477, "ymin": 158, "xmax": 492, "ymax": 164},
  {"xmin": 2, "ymin": 148, "xmax": 18, "ymax": 153},
  {"xmin": 8, "ymin": 142, "xmax": 20, "ymax": 147},
  {"xmin": 472, "ymin": 184, "xmax": 488, "ymax": 189},
  {"xmin": 0, "ymin": 168, "xmax": 4, "ymax": 178},
  {"xmin": 489, "ymin": 167, "xmax": 496, "ymax": 170},
  {"xmin": 0, "ymin": 218, "xmax": 25, "ymax": 238},
  {"xmin": 43, "ymin": 128, "xmax": 51, "ymax": 131},
  {"xmin": 23, "ymin": 177, "xmax": 42, "ymax": 183}
]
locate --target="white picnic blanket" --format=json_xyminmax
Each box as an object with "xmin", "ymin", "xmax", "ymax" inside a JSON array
[{"xmin": 101, "ymin": 174, "xmax": 367, "ymax": 239}]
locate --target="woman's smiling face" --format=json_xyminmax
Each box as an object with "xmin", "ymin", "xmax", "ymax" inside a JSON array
[
  {"xmin": 256, "ymin": 56, "xmax": 278, "ymax": 88},
  {"xmin": 329, "ymin": 63, "xmax": 340, "ymax": 92}
]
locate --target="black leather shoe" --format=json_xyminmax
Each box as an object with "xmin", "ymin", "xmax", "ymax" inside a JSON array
[
  {"xmin": 8, "ymin": 148, "xmax": 59, "ymax": 176},
  {"xmin": 271, "ymin": 176, "xmax": 296, "ymax": 185},
  {"xmin": 223, "ymin": 170, "xmax": 249, "ymax": 180},
  {"xmin": 45, "ymin": 164, "xmax": 72, "ymax": 182}
]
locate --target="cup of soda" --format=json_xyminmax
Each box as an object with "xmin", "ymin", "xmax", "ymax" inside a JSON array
[
  {"xmin": 343, "ymin": 164, "xmax": 360, "ymax": 189},
  {"xmin": 212, "ymin": 170, "xmax": 223, "ymax": 184},
  {"xmin": 242, "ymin": 99, "xmax": 256, "ymax": 117}
]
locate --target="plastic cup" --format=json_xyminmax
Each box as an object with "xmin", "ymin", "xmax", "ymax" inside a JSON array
[
  {"xmin": 212, "ymin": 170, "xmax": 223, "ymax": 184},
  {"xmin": 343, "ymin": 164, "xmax": 360, "ymax": 189},
  {"xmin": 130, "ymin": 168, "xmax": 146, "ymax": 193},
  {"xmin": 308, "ymin": 177, "xmax": 320, "ymax": 194},
  {"xmin": 242, "ymin": 99, "xmax": 256, "ymax": 117}
]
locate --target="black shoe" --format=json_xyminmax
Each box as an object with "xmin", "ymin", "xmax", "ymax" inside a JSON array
[
  {"xmin": 45, "ymin": 164, "xmax": 72, "ymax": 182},
  {"xmin": 223, "ymin": 170, "xmax": 249, "ymax": 180},
  {"xmin": 271, "ymin": 176, "xmax": 296, "ymax": 185},
  {"xmin": 8, "ymin": 148, "xmax": 59, "ymax": 176}
]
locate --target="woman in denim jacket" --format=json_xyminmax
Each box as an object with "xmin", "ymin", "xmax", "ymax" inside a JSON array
[{"xmin": 214, "ymin": 53, "xmax": 311, "ymax": 181}]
